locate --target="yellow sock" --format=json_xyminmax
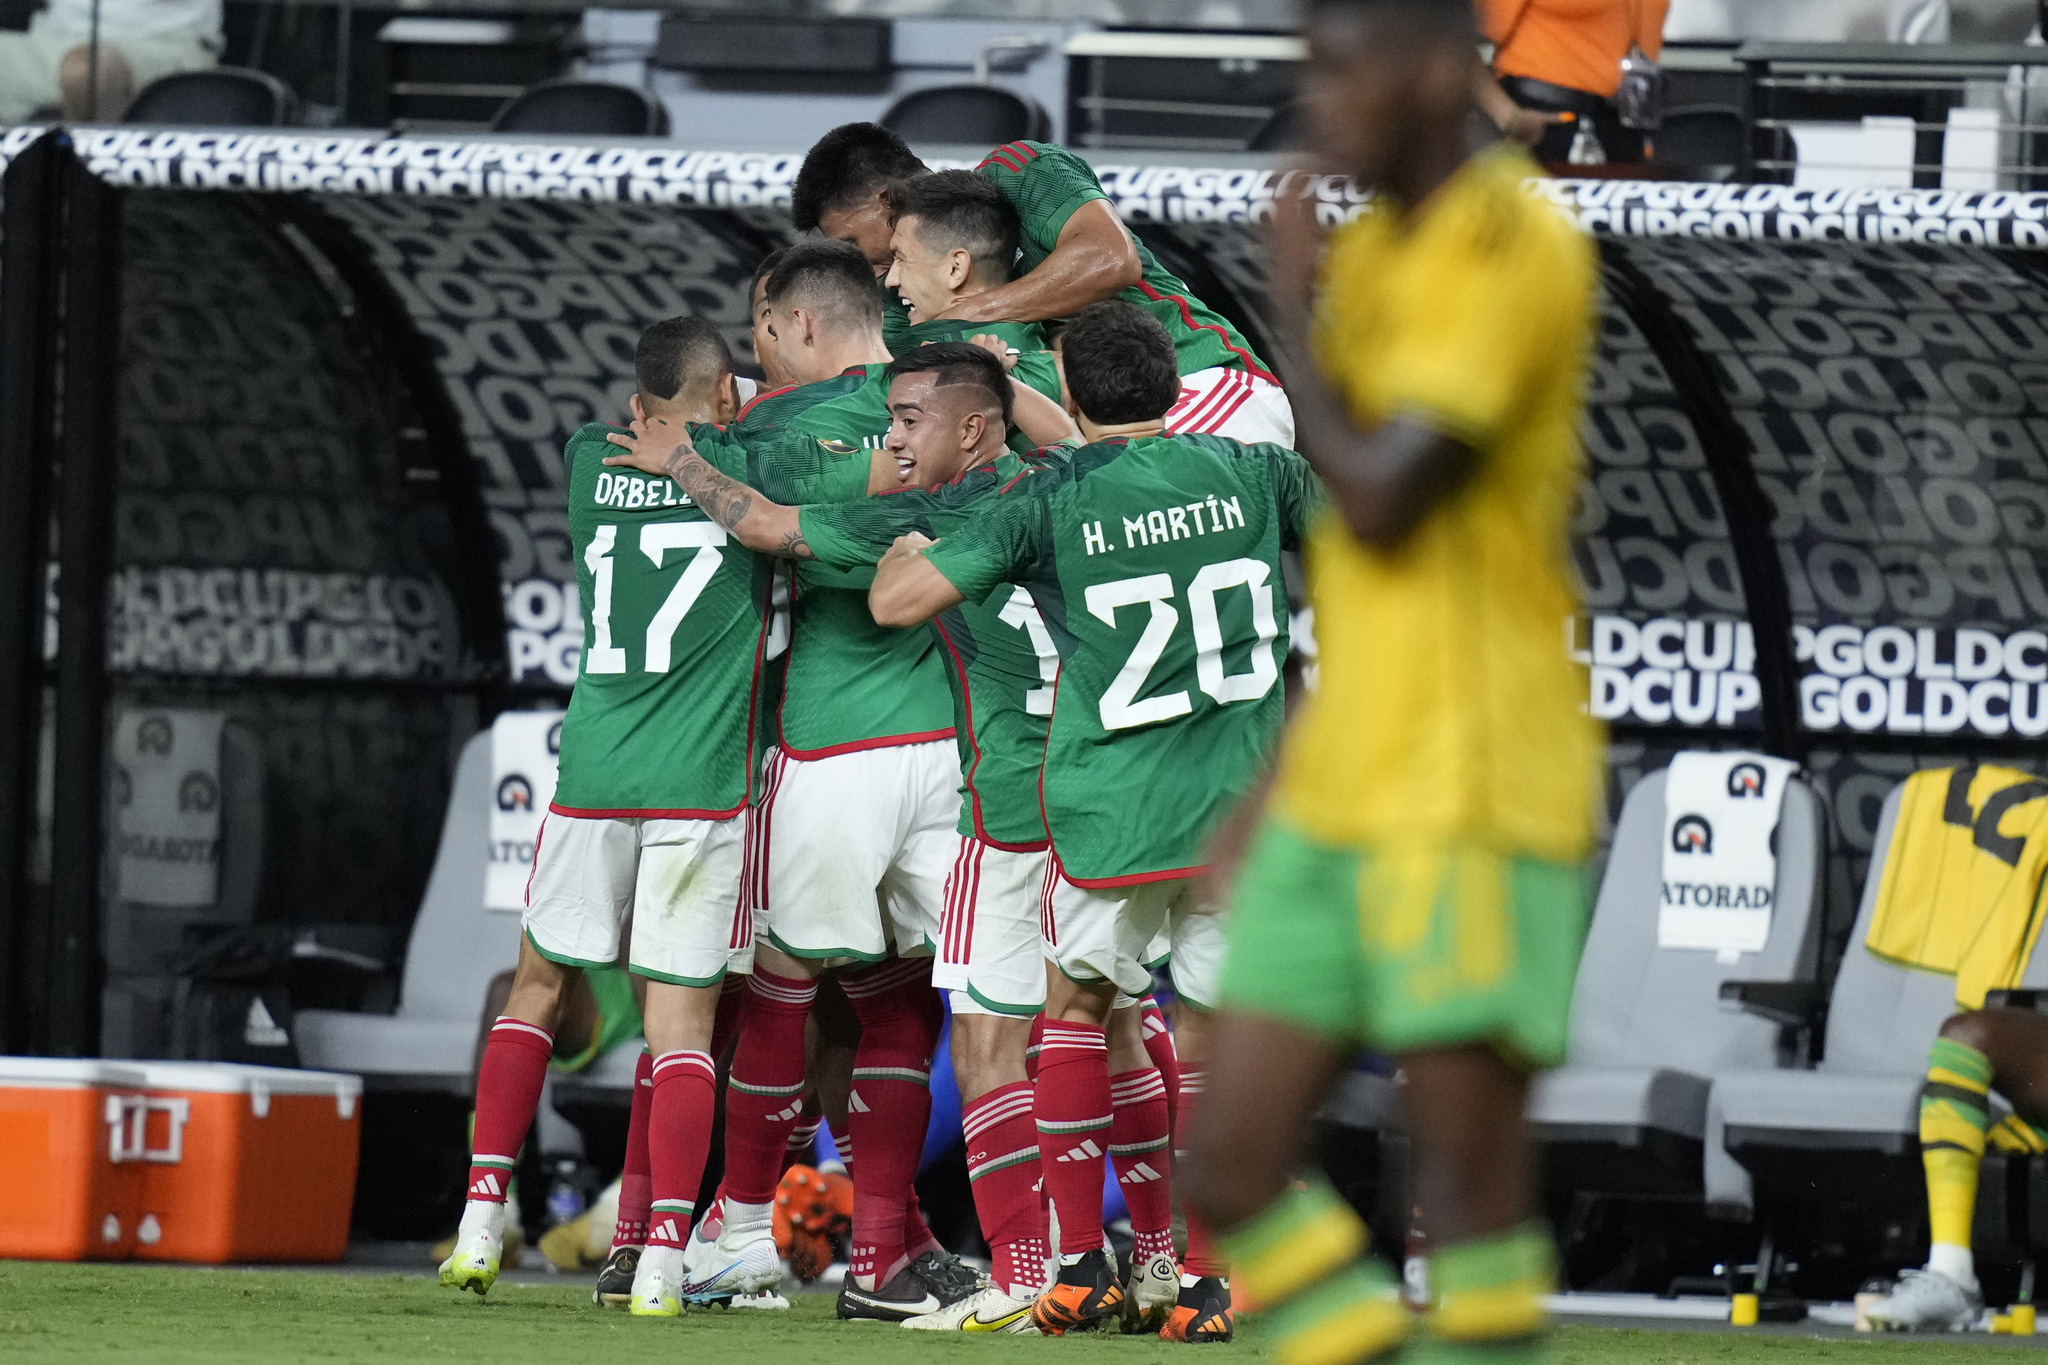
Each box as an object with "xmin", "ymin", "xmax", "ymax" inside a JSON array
[
  {"xmin": 1216, "ymin": 1178, "xmax": 1410, "ymax": 1365},
  {"xmin": 1921, "ymin": 1036, "xmax": 1992, "ymax": 1254},
  {"xmin": 1426, "ymin": 1222, "xmax": 1554, "ymax": 1347}
]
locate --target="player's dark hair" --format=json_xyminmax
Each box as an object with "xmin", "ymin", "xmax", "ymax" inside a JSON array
[
  {"xmin": 764, "ymin": 239, "xmax": 884, "ymax": 333},
  {"xmin": 887, "ymin": 171, "xmax": 1020, "ymax": 284},
  {"xmin": 636, "ymin": 315, "xmax": 733, "ymax": 402},
  {"xmin": 748, "ymin": 246, "xmax": 787, "ymax": 304},
  {"xmin": 1058, "ymin": 301, "xmax": 1179, "ymax": 426},
  {"xmin": 792, "ymin": 122, "xmax": 929, "ymax": 232},
  {"xmin": 885, "ymin": 342, "xmax": 1014, "ymax": 433},
  {"xmin": 1307, "ymin": 0, "xmax": 1478, "ymax": 39}
]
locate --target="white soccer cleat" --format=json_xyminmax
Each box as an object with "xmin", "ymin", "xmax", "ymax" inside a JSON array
[
  {"xmin": 437, "ymin": 1200, "xmax": 506, "ymax": 1297},
  {"xmin": 724, "ymin": 1290, "xmax": 792, "ymax": 1311},
  {"xmin": 1125, "ymin": 1251, "xmax": 1181, "ymax": 1333},
  {"xmin": 1865, "ymin": 1268, "xmax": 1982, "ymax": 1332},
  {"xmin": 681, "ymin": 1218, "xmax": 783, "ymax": 1303},
  {"xmin": 628, "ymin": 1245, "xmax": 687, "ymax": 1318},
  {"xmin": 902, "ymin": 1282, "xmax": 1041, "ymax": 1334}
]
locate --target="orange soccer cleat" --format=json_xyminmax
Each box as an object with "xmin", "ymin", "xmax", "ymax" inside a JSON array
[
  {"xmin": 1031, "ymin": 1248, "xmax": 1125, "ymax": 1335},
  {"xmin": 1160, "ymin": 1275, "xmax": 1235, "ymax": 1344}
]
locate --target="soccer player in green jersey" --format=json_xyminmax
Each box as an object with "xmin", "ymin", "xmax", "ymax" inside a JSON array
[
  {"xmin": 792, "ymin": 121, "xmax": 1294, "ymax": 446},
  {"xmin": 443, "ymin": 318, "xmax": 779, "ymax": 1317},
  {"xmin": 867, "ymin": 301, "xmax": 1321, "ymax": 1341}
]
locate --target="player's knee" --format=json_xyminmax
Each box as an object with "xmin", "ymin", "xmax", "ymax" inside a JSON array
[{"xmin": 1940, "ymin": 1009, "xmax": 1995, "ymax": 1054}]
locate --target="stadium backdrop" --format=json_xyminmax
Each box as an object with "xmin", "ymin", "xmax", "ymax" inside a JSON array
[{"xmin": 1, "ymin": 124, "xmax": 2047, "ymax": 1060}]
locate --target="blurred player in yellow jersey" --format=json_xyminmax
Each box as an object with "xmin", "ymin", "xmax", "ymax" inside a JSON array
[{"xmin": 1181, "ymin": 1, "xmax": 1603, "ymax": 1362}]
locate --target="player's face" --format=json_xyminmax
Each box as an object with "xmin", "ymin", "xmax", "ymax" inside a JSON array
[
  {"xmin": 750, "ymin": 275, "xmax": 792, "ymax": 388},
  {"xmin": 817, "ymin": 192, "xmax": 895, "ymax": 275},
  {"xmin": 885, "ymin": 215, "xmax": 963, "ymax": 324},
  {"xmin": 1302, "ymin": 12, "xmax": 1464, "ymax": 189},
  {"xmin": 883, "ymin": 371, "xmax": 984, "ymax": 489}
]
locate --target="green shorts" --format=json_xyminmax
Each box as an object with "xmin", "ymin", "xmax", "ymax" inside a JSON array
[
  {"xmin": 1218, "ymin": 818, "xmax": 1588, "ymax": 1068},
  {"xmin": 551, "ymin": 965, "xmax": 645, "ymax": 1073}
]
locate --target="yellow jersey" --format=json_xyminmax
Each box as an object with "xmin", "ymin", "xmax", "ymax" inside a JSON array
[
  {"xmin": 1866, "ymin": 764, "xmax": 2048, "ymax": 1009},
  {"xmin": 1273, "ymin": 145, "xmax": 1603, "ymax": 861}
]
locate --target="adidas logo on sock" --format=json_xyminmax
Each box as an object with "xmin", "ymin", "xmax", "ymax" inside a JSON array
[
  {"xmin": 1119, "ymin": 1162, "xmax": 1164, "ymax": 1184},
  {"xmin": 849, "ymin": 1092, "xmax": 871, "ymax": 1114},
  {"xmin": 1055, "ymin": 1140, "xmax": 1103, "ymax": 1163},
  {"xmin": 469, "ymin": 1173, "xmax": 502, "ymax": 1198},
  {"xmin": 771, "ymin": 1100, "xmax": 805, "ymax": 1122},
  {"xmin": 652, "ymin": 1218, "xmax": 681, "ymax": 1244}
]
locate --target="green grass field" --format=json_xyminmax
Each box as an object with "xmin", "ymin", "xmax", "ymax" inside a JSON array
[{"xmin": 0, "ymin": 1262, "xmax": 2041, "ymax": 1364}]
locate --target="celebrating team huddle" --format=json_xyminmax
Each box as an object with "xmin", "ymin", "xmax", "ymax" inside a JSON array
[{"xmin": 441, "ymin": 4, "xmax": 1604, "ymax": 1362}]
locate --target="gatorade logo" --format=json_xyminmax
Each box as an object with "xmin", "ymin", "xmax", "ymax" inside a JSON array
[
  {"xmin": 497, "ymin": 774, "xmax": 534, "ymax": 812},
  {"xmin": 1727, "ymin": 762, "xmax": 1767, "ymax": 799},
  {"xmin": 1671, "ymin": 815, "xmax": 1713, "ymax": 854}
]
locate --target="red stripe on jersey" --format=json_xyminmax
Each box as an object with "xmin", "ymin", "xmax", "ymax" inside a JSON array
[
  {"xmin": 1136, "ymin": 281, "xmax": 1279, "ymax": 385},
  {"xmin": 1192, "ymin": 386, "xmax": 1255, "ymax": 435},
  {"xmin": 547, "ymin": 800, "xmax": 747, "ymax": 821},
  {"xmin": 1167, "ymin": 370, "xmax": 1239, "ymax": 435},
  {"xmin": 775, "ymin": 727, "xmax": 956, "ymax": 761},
  {"xmin": 1006, "ymin": 141, "xmax": 1040, "ymax": 164},
  {"xmin": 736, "ymin": 381, "xmax": 797, "ymax": 423},
  {"xmin": 1058, "ymin": 862, "xmax": 1210, "ymax": 890}
]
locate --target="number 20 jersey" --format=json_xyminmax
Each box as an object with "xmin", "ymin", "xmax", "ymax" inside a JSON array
[
  {"xmin": 553, "ymin": 421, "xmax": 775, "ymax": 817},
  {"xmin": 924, "ymin": 433, "xmax": 1321, "ymax": 885}
]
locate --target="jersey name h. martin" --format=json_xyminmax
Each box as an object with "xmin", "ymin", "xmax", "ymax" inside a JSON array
[{"xmin": 1081, "ymin": 495, "xmax": 1250, "ymax": 555}]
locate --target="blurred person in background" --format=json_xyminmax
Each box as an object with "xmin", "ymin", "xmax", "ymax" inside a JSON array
[
  {"xmin": 1475, "ymin": 0, "xmax": 1667, "ymax": 163},
  {"xmin": 0, "ymin": 0, "xmax": 220, "ymax": 122}
]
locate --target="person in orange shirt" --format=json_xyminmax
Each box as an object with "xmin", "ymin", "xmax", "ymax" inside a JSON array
[{"xmin": 1474, "ymin": 0, "xmax": 1668, "ymax": 164}]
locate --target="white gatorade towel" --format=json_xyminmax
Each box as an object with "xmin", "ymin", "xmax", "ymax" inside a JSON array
[
  {"xmin": 486, "ymin": 709, "xmax": 565, "ymax": 911},
  {"xmin": 1658, "ymin": 750, "xmax": 1799, "ymax": 954},
  {"xmin": 113, "ymin": 708, "xmax": 225, "ymax": 907}
]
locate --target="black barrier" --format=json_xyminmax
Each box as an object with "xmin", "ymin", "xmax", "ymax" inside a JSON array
[{"xmin": 6, "ymin": 125, "xmax": 2048, "ymax": 1052}]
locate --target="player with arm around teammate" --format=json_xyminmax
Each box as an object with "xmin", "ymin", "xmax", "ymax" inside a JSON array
[
  {"xmin": 867, "ymin": 300, "xmax": 1323, "ymax": 1341},
  {"xmin": 1179, "ymin": 5, "xmax": 1606, "ymax": 1365},
  {"xmin": 441, "ymin": 318, "xmax": 780, "ymax": 1318},
  {"xmin": 794, "ymin": 121, "xmax": 1292, "ymax": 446}
]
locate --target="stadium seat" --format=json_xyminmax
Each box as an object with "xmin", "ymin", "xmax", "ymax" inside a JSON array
[
  {"xmin": 293, "ymin": 730, "xmax": 521, "ymax": 1089},
  {"xmin": 124, "ymin": 67, "xmax": 299, "ymax": 126},
  {"xmin": 1530, "ymin": 766, "xmax": 1826, "ymax": 1200},
  {"xmin": 490, "ymin": 79, "xmax": 670, "ymax": 136},
  {"xmin": 881, "ymin": 85, "xmax": 1051, "ymax": 145},
  {"xmin": 1705, "ymin": 779, "xmax": 2048, "ymax": 1219}
]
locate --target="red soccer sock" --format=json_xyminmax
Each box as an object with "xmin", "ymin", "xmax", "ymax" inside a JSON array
[
  {"xmin": 1176, "ymin": 1063, "xmax": 1225, "ymax": 1277},
  {"xmin": 1110, "ymin": 1066, "xmax": 1174, "ymax": 1261},
  {"xmin": 613, "ymin": 1049, "xmax": 655, "ymax": 1249},
  {"xmin": 647, "ymin": 1050, "xmax": 718, "ymax": 1250},
  {"xmin": 1035, "ymin": 1019, "xmax": 1112, "ymax": 1258},
  {"xmin": 840, "ymin": 956, "xmax": 942, "ymax": 1289},
  {"xmin": 905, "ymin": 1191, "xmax": 943, "ymax": 1262},
  {"xmin": 1138, "ymin": 995, "xmax": 1181, "ymax": 1137},
  {"xmin": 466, "ymin": 1016, "xmax": 555, "ymax": 1203},
  {"xmin": 965, "ymin": 1080, "xmax": 1050, "ymax": 1297},
  {"xmin": 722, "ymin": 969, "xmax": 816, "ymax": 1205}
]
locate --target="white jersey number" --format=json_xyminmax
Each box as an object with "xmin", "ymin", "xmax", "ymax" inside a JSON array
[
  {"xmin": 1084, "ymin": 558, "xmax": 1279, "ymax": 731},
  {"xmin": 996, "ymin": 586, "xmax": 1060, "ymax": 717},
  {"xmin": 582, "ymin": 522, "xmax": 729, "ymax": 675}
]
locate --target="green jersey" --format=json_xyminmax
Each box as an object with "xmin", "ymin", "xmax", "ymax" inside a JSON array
[
  {"xmin": 975, "ymin": 141, "xmax": 1274, "ymax": 383},
  {"xmin": 896, "ymin": 317, "xmax": 1064, "ymax": 408},
  {"xmin": 554, "ymin": 423, "xmax": 773, "ymax": 817},
  {"xmin": 924, "ymin": 433, "xmax": 1320, "ymax": 884},
  {"xmin": 798, "ymin": 448, "xmax": 1070, "ymax": 848}
]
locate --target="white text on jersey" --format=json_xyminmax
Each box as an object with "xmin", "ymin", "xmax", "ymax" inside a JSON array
[
  {"xmin": 593, "ymin": 471, "xmax": 694, "ymax": 511},
  {"xmin": 1080, "ymin": 495, "xmax": 1246, "ymax": 556}
]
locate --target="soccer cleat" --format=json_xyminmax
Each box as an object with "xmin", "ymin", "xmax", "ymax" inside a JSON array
[
  {"xmin": 437, "ymin": 1201, "xmax": 506, "ymax": 1297},
  {"xmin": 628, "ymin": 1245, "xmax": 687, "ymax": 1317},
  {"xmin": 902, "ymin": 1283, "xmax": 1041, "ymax": 1334},
  {"xmin": 1031, "ymin": 1248, "xmax": 1125, "ymax": 1335},
  {"xmin": 680, "ymin": 1219, "xmax": 784, "ymax": 1304},
  {"xmin": 1865, "ymin": 1268, "xmax": 1982, "ymax": 1332},
  {"xmin": 839, "ymin": 1256, "xmax": 982, "ymax": 1322},
  {"xmin": 722, "ymin": 1290, "xmax": 792, "ymax": 1311},
  {"xmin": 1161, "ymin": 1275, "xmax": 1234, "ymax": 1343},
  {"xmin": 593, "ymin": 1245, "xmax": 640, "ymax": 1308},
  {"xmin": 1122, "ymin": 1251, "xmax": 1180, "ymax": 1334}
]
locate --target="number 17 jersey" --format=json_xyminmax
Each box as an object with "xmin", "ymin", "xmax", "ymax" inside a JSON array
[
  {"xmin": 553, "ymin": 421, "xmax": 775, "ymax": 817},
  {"xmin": 924, "ymin": 433, "xmax": 1320, "ymax": 885}
]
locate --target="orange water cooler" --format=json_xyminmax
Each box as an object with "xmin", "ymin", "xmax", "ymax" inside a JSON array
[
  {"xmin": 0, "ymin": 1058, "xmax": 151, "ymax": 1260},
  {"xmin": 129, "ymin": 1063, "xmax": 363, "ymax": 1263}
]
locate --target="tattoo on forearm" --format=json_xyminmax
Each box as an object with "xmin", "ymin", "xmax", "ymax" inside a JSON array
[
  {"xmin": 657, "ymin": 441, "xmax": 814, "ymax": 559},
  {"xmin": 778, "ymin": 530, "xmax": 812, "ymax": 559}
]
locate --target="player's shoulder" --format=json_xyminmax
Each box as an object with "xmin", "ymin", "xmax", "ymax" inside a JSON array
[
  {"xmin": 976, "ymin": 139, "xmax": 1059, "ymax": 175},
  {"xmin": 564, "ymin": 421, "xmax": 625, "ymax": 465},
  {"xmin": 1449, "ymin": 146, "xmax": 1593, "ymax": 272}
]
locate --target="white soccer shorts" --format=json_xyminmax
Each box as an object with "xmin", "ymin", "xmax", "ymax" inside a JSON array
[
  {"xmin": 937, "ymin": 837, "xmax": 1053, "ymax": 1016},
  {"xmin": 1166, "ymin": 365, "xmax": 1295, "ymax": 448},
  {"xmin": 1044, "ymin": 868, "xmax": 1229, "ymax": 1008},
  {"xmin": 754, "ymin": 741, "xmax": 962, "ymax": 964},
  {"xmin": 524, "ymin": 810, "xmax": 752, "ymax": 986}
]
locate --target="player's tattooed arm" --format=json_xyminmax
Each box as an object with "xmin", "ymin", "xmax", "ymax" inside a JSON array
[
  {"xmin": 869, "ymin": 532, "xmax": 965, "ymax": 627},
  {"xmin": 604, "ymin": 418, "xmax": 814, "ymax": 559}
]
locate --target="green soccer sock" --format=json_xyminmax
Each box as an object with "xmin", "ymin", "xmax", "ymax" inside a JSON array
[
  {"xmin": 1216, "ymin": 1177, "xmax": 1410, "ymax": 1365},
  {"xmin": 1922, "ymin": 1036, "xmax": 1993, "ymax": 1266},
  {"xmin": 1408, "ymin": 1223, "xmax": 1555, "ymax": 1365}
]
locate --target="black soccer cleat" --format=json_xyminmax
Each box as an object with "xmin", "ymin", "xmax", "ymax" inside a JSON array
[
  {"xmin": 592, "ymin": 1245, "xmax": 640, "ymax": 1308},
  {"xmin": 837, "ymin": 1256, "xmax": 981, "ymax": 1323}
]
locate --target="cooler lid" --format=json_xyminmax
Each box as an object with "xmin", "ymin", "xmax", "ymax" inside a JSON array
[
  {"xmin": 132, "ymin": 1062, "xmax": 363, "ymax": 1098},
  {"xmin": 0, "ymin": 1056, "xmax": 148, "ymax": 1088}
]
